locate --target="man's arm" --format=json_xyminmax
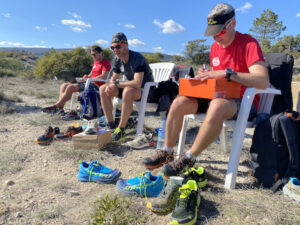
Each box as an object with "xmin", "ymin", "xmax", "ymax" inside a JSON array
[
  {"xmin": 116, "ymin": 72, "xmax": 144, "ymax": 89},
  {"xmin": 92, "ymin": 71, "xmax": 109, "ymax": 80},
  {"xmin": 196, "ymin": 61, "xmax": 269, "ymax": 89}
]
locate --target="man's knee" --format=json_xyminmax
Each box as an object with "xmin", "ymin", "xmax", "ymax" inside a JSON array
[
  {"xmin": 169, "ymin": 96, "xmax": 198, "ymax": 114},
  {"xmin": 122, "ymin": 87, "xmax": 140, "ymax": 101},
  {"xmin": 99, "ymin": 84, "xmax": 108, "ymax": 95},
  {"xmin": 207, "ymin": 99, "xmax": 237, "ymax": 120}
]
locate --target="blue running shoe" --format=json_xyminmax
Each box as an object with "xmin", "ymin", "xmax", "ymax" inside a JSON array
[
  {"xmin": 77, "ymin": 160, "xmax": 121, "ymax": 184},
  {"xmin": 116, "ymin": 171, "xmax": 164, "ymax": 197}
]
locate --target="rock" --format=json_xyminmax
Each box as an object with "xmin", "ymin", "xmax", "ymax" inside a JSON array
[
  {"xmin": 70, "ymin": 190, "xmax": 80, "ymax": 196},
  {"xmin": 15, "ymin": 212, "xmax": 22, "ymax": 217},
  {"xmin": 5, "ymin": 180, "xmax": 15, "ymax": 186}
]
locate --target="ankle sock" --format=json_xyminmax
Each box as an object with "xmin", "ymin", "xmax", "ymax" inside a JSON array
[
  {"xmin": 163, "ymin": 146, "xmax": 174, "ymax": 153},
  {"xmin": 185, "ymin": 151, "xmax": 196, "ymax": 161},
  {"xmin": 107, "ymin": 122, "xmax": 116, "ymax": 129}
]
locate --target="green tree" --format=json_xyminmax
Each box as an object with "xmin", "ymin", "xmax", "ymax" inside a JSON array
[
  {"xmin": 249, "ymin": 9, "xmax": 286, "ymax": 44},
  {"xmin": 184, "ymin": 39, "xmax": 210, "ymax": 65},
  {"xmin": 142, "ymin": 52, "xmax": 164, "ymax": 64}
]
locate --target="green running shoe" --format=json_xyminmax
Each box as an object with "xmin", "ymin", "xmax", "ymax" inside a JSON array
[
  {"xmin": 183, "ymin": 167, "xmax": 207, "ymax": 188},
  {"xmin": 169, "ymin": 180, "xmax": 200, "ymax": 225},
  {"xmin": 146, "ymin": 176, "xmax": 184, "ymax": 213},
  {"xmin": 111, "ymin": 127, "xmax": 126, "ymax": 142}
]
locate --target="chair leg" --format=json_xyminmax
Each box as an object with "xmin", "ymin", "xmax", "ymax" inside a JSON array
[
  {"xmin": 69, "ymin": 92, "xmax": 76, "ymax": 110},
  {"xmin": 136, "ymin": 104, "xmax": 145, "ymax": 136},
  {"xmin": 177, "ymin": 115, "xmax": 189, "ymax": 158},
  {"xmin": 219, "ymin": 126, "xmax": 228, "ymax": 153},
  {"xmin": 112, "ymin": 99, "xmax": 117, "ymax": 121}
]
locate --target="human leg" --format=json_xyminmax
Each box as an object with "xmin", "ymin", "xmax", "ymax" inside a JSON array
[
  {"xmin": 162, "ymin": 98, "xmax": 238, "ymax": 176},
  {"xmin": 55, "ymin": 83, "xmax": 79, "ymax": 108},
  {"xmin": 142, "ymin": 96, "xmax": 198, "ymax": 169},
  {"xmin": 99, "ymin": 84, "xmax": 119, "ymax": 124}
]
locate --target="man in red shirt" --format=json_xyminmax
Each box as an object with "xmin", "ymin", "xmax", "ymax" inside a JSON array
[
  {"xmin": 42, "ymin": 46, "xmax": 111, "ymax": 114},
  {"xmin": 142, "ymin": 3, "xmax": 269, "ymax": 177}
]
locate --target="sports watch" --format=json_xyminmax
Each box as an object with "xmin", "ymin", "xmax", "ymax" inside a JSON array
[
  {"xmin": 225, "ymin": 68, "xmax": 235, "ymax": 82},
  {"xmin": 114, "ymin": 79, "xmax": 119, "ymax": 87}
]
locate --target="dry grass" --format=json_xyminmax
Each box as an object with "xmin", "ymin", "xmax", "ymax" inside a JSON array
[{"xmin": 1, "ymin": 75, "xmax": 300, "ymax": 225}]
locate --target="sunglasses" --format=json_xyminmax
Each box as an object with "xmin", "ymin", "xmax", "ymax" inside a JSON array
[
  {"xmin": 110, "ymin": 44, "xmax": 123, "ymax": 50},
  {"xmin": 215, "ymin": 20, "xmax": 232, "ymax": 37}
]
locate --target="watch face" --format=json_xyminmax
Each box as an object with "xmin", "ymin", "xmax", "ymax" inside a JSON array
[{"xmin": 226, "ymin": 68, "xmax": 234, "ymax": 74}]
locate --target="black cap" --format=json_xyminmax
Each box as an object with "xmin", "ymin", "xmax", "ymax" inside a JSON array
[
  {"xmin": 204, "ymin": 3, "xmax": 235, "ymax": 37},
  {"xmin": 111, "ymin": 32, "xmax": 128, "ymax": 44}
]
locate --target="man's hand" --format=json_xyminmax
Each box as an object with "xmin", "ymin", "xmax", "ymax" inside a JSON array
[
  {"xmin": 196, "ymin": 68, "xmax": 225, "ymax": 81},
  {"xmin": 79, "ymin": 74, "xmax": 90, "ymax": 82},
  {"xmin": 104, "ymin": 83, "xmax": 116, "ymax": 96}
]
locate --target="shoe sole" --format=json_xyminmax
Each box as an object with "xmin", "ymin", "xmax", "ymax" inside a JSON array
[
  {"xmin": 146, "ymin": 196, "xmax": 177, "ymax": 213},
  {"xmin": 78, "ymin": 172, "xmax": 121, "ymax": 184},
  {"xmin": 283, "ymin": 186, "xmax": 300, "ymax": 203},
  {"xmin": 54, "ymin": 136, "xmax": 72, "ymax": 141},
  {"xmin": 127, "ymin": 141, "xmax": 155, "ymax": 149},
  {"xmin": 34, "ymin": 137, "xmax": 53, "ymax": 145},
  {"xmin": 112, "ymin": 136, "xmax": 126, "ymax": 143}
]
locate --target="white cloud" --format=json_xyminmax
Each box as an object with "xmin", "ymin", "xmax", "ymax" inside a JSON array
[
  {"xmin": 61, "ymin": 19, "xmax": 91, "ymax": 32},
  {"xmin": 68, "ymin": 12, "xmax": 82, "ymax": 19},
  {"xmin": 125, "ymin": 24, "xmax": 135, "ymax": 29},
  {"xmin": 0, "ymin": 41, "xmax": 47, "ymax": 48},
  {"xmin": 96, "ymin": 40, "xmax": 109, "ymax": 45},
  {"xmin": 2, "ymin": 13, "xmax": 11, "ymax": 18},
  {"xmin": 128, "ymin": 39, "xmax": 145, "ymax": 47},
  {"xmin": 297, "ymin": 12, "xmax": 300, "ymax": 17},
  {"xmin": 71, "ymin": 27, "xmax": 86, "ymax": 32},
  {"xmin": 153, "ymin": 19, "xmax": 185, "ymax": 34},
  {"xmin": 236, "ymin": 2, "xmax": 253, "ymax": 13},
  {"xmin": 35, "ymin": 26, "xmax": 47, "ymax": 31},
  {"xmin": 153, "ymin": 46, "xmax": 163, "ymax": 52}
]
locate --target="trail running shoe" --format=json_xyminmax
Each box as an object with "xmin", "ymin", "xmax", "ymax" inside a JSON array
[
  {"xmin": 77, "ymin": 160, "xmax": 121, "ymax": 184},
  {"xmin": 183, "ymin": 167, "xmax": 207, "ymax": 188},
  {"xmin": 169, "ymin": 180, "xmax": 200, "ymax": 225},
  {"xmin": 147, "ymin": 176, "xmax": 184, "ymax": 213},
  {"xmin": 41, "ymin": 105, "xmax": 60, "ymax": 114},
  {"xmin": 283, "ymin": 177, "xmax": 300, "ymax": 203},
  {"xmin": 34, "ymin": 126, "xmax": 60, "ymax": 145},
  {"xmin": 162, "ymin": 154, "xmax": 195, "ymax": 178},
  {"xmin": 116, "ymin": 171, "xmax": 164, "ymax": 197},
  {"xmin": 142, "ymin": 149, "xmax": 174, "ymax": 170},
  {"xmin": 111, "ymin": 127, "xmax": 126, "ymax": 142},
  {"xmin": 61, "ymin": 110, "xmax": 80, "ymax": 121},
  {"xmin": 126, "ymin": 133, "xmax": 155, "ymax": 149},
  {"xmin": 54, "ymin": 126, "xmax": 83, "ymax": 141}
]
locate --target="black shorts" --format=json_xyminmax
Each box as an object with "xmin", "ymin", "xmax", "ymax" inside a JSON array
[
  {"xmin": 77, "ymin": 82, "xmax": 99, "ymax": 92},
  {"xmin": 196, "ymin": 98, "xmax": 257, "ymax": 121}
]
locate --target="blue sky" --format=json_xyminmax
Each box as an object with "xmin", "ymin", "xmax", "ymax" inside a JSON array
[{"xmin": 0, "ymin": 0, "xmax": 299, "ymax": 55}]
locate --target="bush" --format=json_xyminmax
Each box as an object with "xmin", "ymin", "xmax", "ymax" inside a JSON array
[
  {"xmin": 90, "ymin": 195, "xmax": 148, "ymax": 225},
  {"xmin": 0, "ymin": 68, "xmax": 15, "ymax": 77}
]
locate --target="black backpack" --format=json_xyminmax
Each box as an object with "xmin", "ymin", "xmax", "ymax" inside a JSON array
[
  {"xmin": 250, "ymin": 112, "xmax": 300, "ymax": 192},
  {"xmin": 264, "ymin": 53, "xmax": 294, "ymax": 115}
]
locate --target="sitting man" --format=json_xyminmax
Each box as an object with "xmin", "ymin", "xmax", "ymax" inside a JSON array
[
  {"xmin": 42, "ymin": 45, "xmax": 111, "ymax": 114},
  {"xmin": 142, "ymin": 3, "xmax": 269, "ymax": 177},
  {"xmin": 100, "ymin": 32, "xmax": 154, "ymax": 142}
]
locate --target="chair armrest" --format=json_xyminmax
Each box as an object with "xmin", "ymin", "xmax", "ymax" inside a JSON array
[{"xmin": 84, "ymin": 78, "xmax": 107, "ymax": 89}]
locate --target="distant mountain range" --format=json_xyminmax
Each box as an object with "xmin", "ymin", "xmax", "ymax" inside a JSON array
[{"xmin": 0, "ymin": 47, "xmax": 174, "ymax": 61}]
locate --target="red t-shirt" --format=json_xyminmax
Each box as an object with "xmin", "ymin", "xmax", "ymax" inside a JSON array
[
  {"xmin": 210, "ymin": 31, "xmax": 265, "ymax": 108},
  {"xmin": 90, "ymin": 59, "xmax": 111, "ymax": 86}
]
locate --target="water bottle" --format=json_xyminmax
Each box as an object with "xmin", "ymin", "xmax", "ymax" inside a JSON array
[{"xmin": 156, "ymin": 117, "xmax": 166, "ymax": 149}]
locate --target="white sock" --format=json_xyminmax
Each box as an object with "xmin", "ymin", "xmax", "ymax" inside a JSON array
[
  {"xmin": 163, "ymin": 146, "xmax": 173, "ymax": 153},
  {"xmin": 185, "ymin": 151, "xmax": 196, "ymax": 161}
]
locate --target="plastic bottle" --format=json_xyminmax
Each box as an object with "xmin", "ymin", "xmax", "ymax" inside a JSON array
[{"xmin": 156, "ymin": 117, "xmax": 166, "ymax": 149}]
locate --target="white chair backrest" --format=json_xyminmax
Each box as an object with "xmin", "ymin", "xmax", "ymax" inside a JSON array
[
  {"xmin": 149, "ymin": 62, "xmax": 175, "ymax": 82},
  {"xmin": 257, "ymin": 85, "xmax": 276, "ymax": 114}
]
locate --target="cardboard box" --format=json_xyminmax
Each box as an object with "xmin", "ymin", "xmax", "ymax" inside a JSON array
[
  {"xmin": 72, "ymin": 130, "xmax": 111, "ymax": 149},
  {"xmin": 179, "ymin": 78, "xmax": 241, "ymax": 99}
]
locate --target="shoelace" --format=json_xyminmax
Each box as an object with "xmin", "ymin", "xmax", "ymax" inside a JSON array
[
  {"xmin": 137, "ymin": 171, "xmax": 150, "ymax": 200},
  {"xmin": 88, "ymin": 161, "xmax": 101, "ymax": 182},
  {"xmin": 171, "ymin": 154, "xmax": 195, "ymax": 172},
  {"xmin": 177, "ymin": 188, "xmax": 191, "ymax": 208}
]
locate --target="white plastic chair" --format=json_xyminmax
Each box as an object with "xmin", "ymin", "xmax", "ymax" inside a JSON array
[
  {"xmin": 177, "ymin": 86, "xmax": 281, "ymax": 189},
  {"xmin": 112, "ymin": 62, "xmax": 175, "ymax": 136},
  {"xmin": 69, "ymin": 78, "xmax": 107, "ymax": 110}
]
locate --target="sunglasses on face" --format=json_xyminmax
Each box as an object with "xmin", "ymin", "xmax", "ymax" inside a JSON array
[
  {"xmin": 215, "ymin": 20, "xmax": 232, "ymax": 37},
  {"xmin": 110, "ymin": 44, "xmax": 122, "ymax": 50}
]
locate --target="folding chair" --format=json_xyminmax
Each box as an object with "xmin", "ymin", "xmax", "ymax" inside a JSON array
[
  {"xmin": 112, "ymin": 62, "xmax": 175, "ymax": 136},
  {"xmin": 177, "ymin": 86, "xmax": 281, "ymax": 189}
]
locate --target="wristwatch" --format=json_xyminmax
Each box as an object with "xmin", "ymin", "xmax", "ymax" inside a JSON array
[
  {"xmin": 114, "ymin": 79, "xmax": 119, "ymax": 87},
  {"xmin": 225, "ymin": 68, "xmax": 235, "ymax": 82}
]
